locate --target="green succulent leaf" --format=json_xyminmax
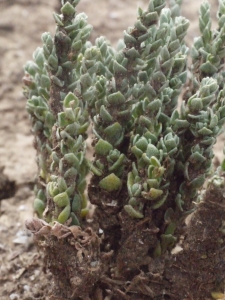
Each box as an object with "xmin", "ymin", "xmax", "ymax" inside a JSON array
[
  {"xmin": 124, "ymin": 204, "xmax": 144, "ymax": 219},
  {"xmin": 58, "ymin": 205, "xmax": 71, "ymax": 224},
  {"xmin": 99, "ymin": 173, "xmax": 122, "ymax": 191},
  {"xmin": 95, "ymin": 139, "xmax": 113, "ymax": 156}
]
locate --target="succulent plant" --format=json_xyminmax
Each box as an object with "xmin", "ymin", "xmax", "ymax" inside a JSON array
[{"xmin": 24, "ymin": 0, "xmax": 225, "ymax": 299}]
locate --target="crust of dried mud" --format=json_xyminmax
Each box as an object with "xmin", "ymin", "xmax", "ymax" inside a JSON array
[{"xmin": 0, "ymin": 0, "xmax": 221, "ymax": 299}]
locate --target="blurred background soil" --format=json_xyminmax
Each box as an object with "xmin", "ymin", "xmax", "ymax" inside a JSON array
[{"xmin": 0, "ymin": 0, "xmax": 221, "ymax": 299}]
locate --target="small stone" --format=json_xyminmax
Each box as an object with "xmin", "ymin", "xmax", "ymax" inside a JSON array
[
  {"xmin": 23, "ymin": 285, "xmax": 30, "ymax": 292},
  {"xmin": 90, "ymin": 261, "xmax": 99, "ymax": 267},
  {"xmin": 9, "ymin": 293, "xmax": 19, "ymax": 300},
  {"xmin": 99, "ymin": 228, "xmax": 103, "ymax": 234},
  {"xmin": 18, "ymin": 205, "xmax": 26, "ymax": 211}
]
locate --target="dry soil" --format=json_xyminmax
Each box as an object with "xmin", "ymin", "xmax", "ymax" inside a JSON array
[{"xmin": 0, "ymin": 0, "xmax": 222, "ymax": 299}]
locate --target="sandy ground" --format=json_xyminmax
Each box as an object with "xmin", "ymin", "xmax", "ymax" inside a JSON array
[{"xmin": 0, "ymin": 0, "xmax": 222, "ymax": 299}]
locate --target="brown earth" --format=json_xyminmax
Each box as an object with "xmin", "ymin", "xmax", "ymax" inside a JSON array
[{"xmin": 0, "ymin": 0, "xmax": 222, "ymax": 299}]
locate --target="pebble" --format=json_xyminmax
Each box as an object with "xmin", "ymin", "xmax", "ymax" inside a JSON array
[
  {"xmin": 9, "ymin": 293, "xmax": 19, "ymax": 300},
  {"xmin": 23, "ymin": 285, "xmax": 30, "ymax": 292},
  {"xmin": 13, "ymin": 230, "xmax": 30, "ymax": 244},
  {"xmin": 18, "ymin": 205, "xmax": 26, "ymax": 211}
]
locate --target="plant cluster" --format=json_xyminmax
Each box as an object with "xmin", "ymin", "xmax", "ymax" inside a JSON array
[{"xmin": 24, "ymin": 0, "xmax": 225, "ymax": 299}]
